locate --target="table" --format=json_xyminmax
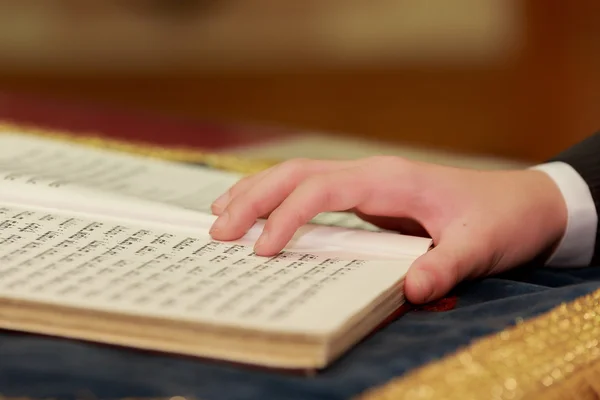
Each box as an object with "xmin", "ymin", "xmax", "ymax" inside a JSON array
[{"xmin": 0, "ymin": 92, "xmax": 599, "ymax": 400}]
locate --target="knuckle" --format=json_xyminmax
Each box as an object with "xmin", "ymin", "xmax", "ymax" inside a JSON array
[
  {"xmin": 361, "ymin": 155, "xmax": 420, "ymax": 200},
  {"xmin": 228, "ymin": 175, "xmax": 254, "ymax": 196},
  {"xmin": 304, "ymin": 175, "xmax": 337, "ymax": 207},
  {"xmin": 289, "ymin": 209, "xmax": 310, "ymax": 228},
  {"xmin": 429, "ymin": 256, "xmax": 461, "ymax": 289},
  {"xmin": 269, "ymin": 207, "xmax": 306, "ymax": 230},
  {"xmin": 277, "ymin": 158, "xmax": 311, "ymax": 185},
  {"xmin": 279, "ymin": 158, "xmax": 312, "ymax": 176},
  {"xmin": 229, "ymin": 196, "xmax": 263, "ymax": 218},
  {"xmin": 247, "ymin": 199, "xmax": 265, "ymax": 217},
  {"xmin": 446, "ymin": 255, "xmax": 463, "ymax": 283},
  {"xmin": 303, "ymin": 174, "xmax": 331, "ymax": 193}
]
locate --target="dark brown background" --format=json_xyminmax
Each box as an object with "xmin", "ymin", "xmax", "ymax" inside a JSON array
[{"xmin": 0, "ymin": 1, "xmax": 598, "ymax": 163}]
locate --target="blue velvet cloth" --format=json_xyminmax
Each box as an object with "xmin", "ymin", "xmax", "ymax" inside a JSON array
[{"xmin": 1, "ymin": 266, "xmax": 599, "ymax": 400}]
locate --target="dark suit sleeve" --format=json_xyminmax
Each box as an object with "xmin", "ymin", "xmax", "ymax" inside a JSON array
[{"xmin": 550, "ymin": 131, "xmax": 600, "ymax": 264}]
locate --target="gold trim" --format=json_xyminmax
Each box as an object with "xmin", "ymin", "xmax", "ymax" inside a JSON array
[
  {"xmin": 356, "ymin": 288, "xmax": 600, "ymax": 400},
  {"xmin": 531, "ymin": 357, "xmax": 600, "ymax": 400},
  {"xmin": 0, "ymin": 121, "xmax": 278, "ymax": 175}
]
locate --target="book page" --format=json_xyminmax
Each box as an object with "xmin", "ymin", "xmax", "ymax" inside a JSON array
[
  {"xmin": 0, "ymin": 203, "xmax": 416, "ymax": 336},
  {"xmin": 0, "ymin": 179, "xmax": 431, "ymax": 259},
  {"xmin": 0, "ymin": 132, "xmax": 239, "ymax": 213},
  {"xmin": 0, "ymin": 132, "xmax": 378, "ymax": 231}
]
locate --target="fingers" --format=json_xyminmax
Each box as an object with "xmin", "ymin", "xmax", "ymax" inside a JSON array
[
  {"xmin": 209, "ymin": 159, "xmax": 353, "ymax": 241},
  {"xmin": 253, "ymin": 166, "xmax": 371, "ymax": 255},
  {"xmin": 210, "ymin": 169, "xmax": 270, "ymax": 215},
  {"xmin": 403, "ymin": 235, "xmax": 476, "ymax": 304}
]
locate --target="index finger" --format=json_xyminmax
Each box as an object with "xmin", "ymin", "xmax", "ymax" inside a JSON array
[{"xmin": 254, "ymin": 166, "xmax": 371, "ymax": 255}]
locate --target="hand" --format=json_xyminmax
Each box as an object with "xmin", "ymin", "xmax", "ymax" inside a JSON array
[{"xmin": 209, "ymin": 156, "xmax": 567, "ymax": 304}]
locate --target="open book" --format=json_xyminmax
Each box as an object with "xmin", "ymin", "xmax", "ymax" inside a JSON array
[{"xmin": 0, "ymin": 130, "xmax": 433, "ymax": 370}]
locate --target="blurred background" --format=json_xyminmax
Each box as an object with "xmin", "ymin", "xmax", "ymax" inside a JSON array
[{"xmin": 0, "ymin": 0, "xmax": 598, "ymax": 168}]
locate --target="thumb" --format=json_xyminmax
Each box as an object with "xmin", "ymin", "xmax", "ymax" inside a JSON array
[{"xmin": 403, "ymin": 240, "xmax": 475, "ymax": 304}]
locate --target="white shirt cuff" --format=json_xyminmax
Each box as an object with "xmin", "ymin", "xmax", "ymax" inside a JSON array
[{"xmin": 530, "ymin": 161, "xmax": 597, "ymax": 267}]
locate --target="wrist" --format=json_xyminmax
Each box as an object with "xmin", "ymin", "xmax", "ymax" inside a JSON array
[
  {"xmin": 529, "ymin": 162, "xmax": 597, "ymax": 266},
  {"xmin": 526, "ymin": 169, "xmax": 568, "ymax": 258}
]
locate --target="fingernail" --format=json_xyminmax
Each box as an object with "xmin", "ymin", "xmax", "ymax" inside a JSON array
[
  {"xmin": 410, "ymin": 269, "xmax": 434, "ymax": 303},
  {"xmin": 210, "ymin": 211, "xmax": 229, "ymax": 235},
  {"xmin": 254, "ymin": 230, "xmax": 269, "ymax": 253},
  {"xmin": 211, "ymin": 192, "xmax": 230, "ymax": 213}
]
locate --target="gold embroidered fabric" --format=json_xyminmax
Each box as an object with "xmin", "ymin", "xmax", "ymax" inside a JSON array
[
  {"xmin": 4, "ymin": 120, "xmax": 600, "ymax": 400},
  {"xmin": 356, "ymin": 288, "xmax": 600, "ymax": 400},
  {"xmin": 0, "ymin": 122, "xmax": 278, "ymax": 175}
]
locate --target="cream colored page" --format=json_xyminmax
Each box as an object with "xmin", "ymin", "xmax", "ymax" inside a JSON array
[
  {"xmin": 0, "ymin": 133, "xmax": 378, "ymax": 231},
  {"xmin": 0, "ymin": 133, "xmax": 239, "ymax": 213},
  {"xmin": 0, "ymin": 202, "xmax": 415, "ymax": 335},
  {"xmin": 0, "ymin": 180, "xmax": 431, "ymax": 259}
]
